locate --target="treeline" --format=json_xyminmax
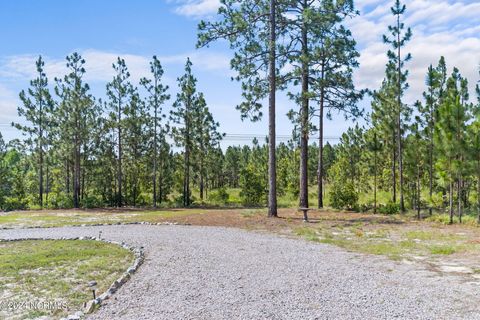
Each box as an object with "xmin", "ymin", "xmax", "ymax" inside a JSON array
[
  {"xmin": 331, "ymin": 58, "xmax": 480, "ymax": 224},
  {"xmin": 0, "ymin": 54, "xmax": 226, "ymax": 210},
  {"xmin": 2, "ymin": 0, "xmax": 480, "ymax": 225}
]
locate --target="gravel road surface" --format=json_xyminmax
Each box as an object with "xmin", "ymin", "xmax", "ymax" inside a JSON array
[{"xmin": 1, "ymin": 225, "xmax": 478, "ymax": 320}]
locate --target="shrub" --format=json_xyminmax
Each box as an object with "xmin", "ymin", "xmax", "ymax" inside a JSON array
[
  {"xmin": 330, "ymin": 182, "xmax": 358, "ymax": 210},
  {"xmin": 208, "ymin": 188, "xmax": 229, "ymax": 205},
  {"xmin": 239, "ymin": 164, "xmax": 266, "ymax": 206},
  {"xmin": 3, "ymin": 196, "xmax": 28, "ymax": 211},
  {"xmin": 80, "ymin": 195, "xmax": 104, "ymax": 209},
  {"xmin": 46, "ymin": 192, "xmax": 73, "ymax": 209},
  {"xmin": 378, "ymin": 201, "xmax": 400, "ymax": 215}
]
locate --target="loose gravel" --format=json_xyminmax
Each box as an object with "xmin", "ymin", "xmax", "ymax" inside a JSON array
[{"xmin": 1, "ymin": 225, "xmax": 479, "ymax": 320}]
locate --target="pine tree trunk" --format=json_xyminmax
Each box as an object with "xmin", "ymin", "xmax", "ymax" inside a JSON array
[
  {"xmin": 200, "ymin": 160, "xmax": 204, "ymax": 201},
  {"xmin": 374, "ymin": 142, "xmax": 377, "ymax": 214},
  {"xmin": 66, "ymin": 160, "xmax": 70, "ymax": 194},
  {"xmin": 39, "ymin": 145, "xmax": 44, "ymax": 208},
  {"xmin": 392, "ymin": 132, "xmax": 396, "ymax": 203},
  {"xmin": 299, "ymin": 3, "xmax": 309, "ymax": 209},
  {"xmin": 45, "ymin": 158, "xmax": 49, "ymax": 206},
  {"xmin": 73, "ymin": 141, "xmax": 80, "ymax": 208},
  {"xmin": 118, "ymin": 96, "xmax": 123, "ymax": 208},
  {"xmin": 477, "ymin": 171, "xmax": 480, "ymax": 224},
  {"xmin": 153, "ymin": 90, "xmax": 158, "ymax": 208},
  {"xmin": 429, "ymin": 128, "xmax": 434, "ymax": 216},
  {"xmin": 458, "ymin": 179, "xmax": 462, "ymax": 224},
  {"xmin": 417, "ymin": 165, "xmax": 421, "ymax": 220},
  {"xmin": 449, "ymin": 181, "xmax": 454, "ymax": 224},
  {"xmin": 317, "ymin": 64, "xmax": 325, "ymax": 209},
  {"xmin": 267, "ymin": 0, "xmax": 277, "ymax": 217},
  {"xmin": 397, "ymin": 14, "xmax": 405, "ymax": 213}
]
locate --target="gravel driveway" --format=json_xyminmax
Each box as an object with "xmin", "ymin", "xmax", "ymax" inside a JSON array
[{"xmin": 1, "ymin": 225, "xmax": 479, "ymax": 320}]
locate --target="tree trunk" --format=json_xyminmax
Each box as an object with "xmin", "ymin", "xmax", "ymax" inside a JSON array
[
  {"xmin": 397, "ymin": 14, "xmax": 405, "ymax": 213},
  {"xmin": 200, "ymin": 160, "xmax": 204, "ymax": 201},
  {"xmin": 267, "ymin": 0, "xmax": 277, "ymax": 217},
  {"xmin": 317, "ymin": 63, "xmax": 325, "ymax": 209},
  {"xmin": 66, "ymin": 160, "xmax": 70, "ymax": 194},
  {"xmin": 118, "ymin": 96, "xmax": 123, "ymax": 208},
  {"xmin": 73, "ymin": 140, "xmax": 80, "ymax": 208},
  {"xmin": 392, "ymin": 131, "xmax": 396, "ymax": 203},
  {"xmin": 153, "ymin": 87, "xmax": 158, "ymax": 208},
  {"xmin": 449, "ymin": 181, "xmax": 453, "ymax": 224},
  {"xmin": 477, "ymin": 171, "xmax": 480, "ymax": 224},
  {"xmin": 374, "ymin": 141, "xmax": 377, "ymax": 214},
  {"xmin": 417, "ymin": 165, "xmax": 421, "ymax": 220},
  {"xmin": 299, "ymin": 3, "xmax": 309, "ymax": 209},
  {"xmin": 458, "ymin": 178, "xmax": 462, "ymax": 224},
  {"xmin": 45, "ymin": 158, "xmax": 49, "ymax": 206},
  {"xmin": 429, "ymin": 128, "xmax": 433, "ymax": 216}
]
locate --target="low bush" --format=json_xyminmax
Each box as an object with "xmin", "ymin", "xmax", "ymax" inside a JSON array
[
  {"xmin": 330, "ymin": 182, "xmax": 358, "ymax": 210},
  {"xmin": 2, "ymin": 196, "xmax": 28, "ymax": 211},
  {"xmin": 378, "ymin": 201, "xmax": 400, "ymax": 215},
  {"xmin": 207, "ymin": 188, "xmax": 229, "ymax": 205}
]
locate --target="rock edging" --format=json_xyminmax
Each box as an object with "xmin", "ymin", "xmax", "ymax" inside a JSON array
[{"xmin": 0, "ymin": 221, "xmax": 190, "ymax": 230}]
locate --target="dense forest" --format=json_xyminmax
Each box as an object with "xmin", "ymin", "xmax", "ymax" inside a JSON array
[{"xmin": 1, "ymin": 0, "xmax": 479, "ymax": 225}]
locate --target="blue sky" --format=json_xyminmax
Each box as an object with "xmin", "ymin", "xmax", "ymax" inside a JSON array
[{"xmin": 1, "ymin": 0, "xmax": 480, "ymax": 146}]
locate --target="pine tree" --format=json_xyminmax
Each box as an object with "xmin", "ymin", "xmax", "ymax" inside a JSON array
[
  {"xmin": 198, "ymin": 0, "xmax": 291, "ymax": 217},
  {"xmin": 106, "ymin": 58, "xmax": 132, "ymax": 207},
  {"xmin": 140, "ymin": 56, "xmax": 170, "ymax": 207},
  {"xmin": 383, "ymin": 0, "xmax": 412, "ymax": 212},
  {"xmin": 193, "ymin": 93, "xmax": 224, "ymax": 201},
  {"xmin": 311, "ymin": 18, "xmax": 364, "ymax": 208},
  {"xmin": 282, "ymin": 0, "xmax": 361, "ymax": 209},
  {"xmin": 435, "ymin": 68, "xmax": 471, "ymax": 224},
  {"xmin": 13, "ymin": 56, "xmax": 54, "ymax": 208},
  {"xmin": 55, "ymin": 53, "xmax": 97, "ymax": 208},
  {"xmin": 123, "ymin": 90, "xmax": 148, "ymax": 206},
  {"xmin": 365, "ymin": 128, "xmax": 382, "ymax": 214},
  {"xmin": 371, "ymin": 79, "xmax": 398, "ymax": 203},
  {"xmin": 171, "ymin": 58, "xmax": 198, "ymax": 207},
  {"xmin": 417, "ymin": 57, "xmax": 447, "ymax": 215}
]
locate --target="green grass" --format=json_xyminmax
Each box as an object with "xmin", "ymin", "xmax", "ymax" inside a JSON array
[
  {"xmin": 426, "ymin": 213, "xmax": 479, "ymax": 226},
  {"xmin": 428, "ymin": 244, "xmax": 459, "ymax": 255},
  {"xmin": 0, "ymin": 240, "xmax": 134, "ymax": 319},
  {"xmin": 292, "ymin": 222, "xmax": 479, "ymax": 261}
]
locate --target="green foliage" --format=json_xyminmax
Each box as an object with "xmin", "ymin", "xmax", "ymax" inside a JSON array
[
  {"xmin": 239, "ymin": 164, "xmax": 265, "ymax": 206},
  {"xmin": 329, "ymin": 182, "xmax": 358, "ymax": 210},
  {"xmin": 207, "ymin": 188, "xmax": 230, "ymax": 205},
  {"xmin": 46, "ymin": 192, "xmax": 74, "ymax": 209},
  {"xmin": 3, "ymin": 197, "xmax": 28, "ymax": 212},
  {"xmin": 378, "ymin": 202, "xmax": 400, "ymax": 215},
  {"xmin": 80, "ymin": 195, "xmax": 104, "ymax": 209}
]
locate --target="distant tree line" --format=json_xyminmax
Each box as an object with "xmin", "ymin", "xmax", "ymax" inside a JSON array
[
  {"xmin": 1, "ymin": 0, "xmax": 480, "ymax": 225},
  {"xmin": 0, "ymin": 54, "xmax": 224, "ymax": 210}
]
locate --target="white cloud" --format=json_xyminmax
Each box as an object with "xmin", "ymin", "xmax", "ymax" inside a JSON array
[
  {"xmin": 0, "ymin": 84, "xmax": 19, "ymax": 123},
  {"xmin": 173, "ymin": 0, "xmax": 220, "ymax": 18},
  {"xmin": 351, "ymin": 0, "xmax": 480, "ymax": 106},
  {"xmin": 0, "ymin": 49, "xmax": 231, "ymax": 84}
]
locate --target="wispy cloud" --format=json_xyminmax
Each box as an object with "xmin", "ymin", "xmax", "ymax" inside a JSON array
[
  {"xmin": 171, "ymin": 0, "xmax": 220, "ymax": 18},
  {"xmin": 0, "ymin": 84, "xmax": 19, "ymax": 123},
  {"xmin": 351, "ymin": 0, "xmax": 480, "ymax": 104},
  {"xmin": 0, "ymin": 49, "xmax": 231, "ymax": 84}
]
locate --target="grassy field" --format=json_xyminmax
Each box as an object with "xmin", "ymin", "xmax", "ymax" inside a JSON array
[{"xmin": 0, "ymin": 239, "xmax": 134, "ymax": 319}]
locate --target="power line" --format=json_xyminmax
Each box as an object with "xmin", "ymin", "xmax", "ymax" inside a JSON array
[{"xmin": 0, "ymin": 124, "xmax": 342, "ymax": 140}]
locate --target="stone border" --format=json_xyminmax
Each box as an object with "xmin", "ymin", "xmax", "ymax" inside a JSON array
[
  {"xmin": 0, "ymin": 221, "xmax": 190, "ymax": 230},
  {"xmin": 0, "ymin": 236, "xmax": 145, "ymax": 320}
]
